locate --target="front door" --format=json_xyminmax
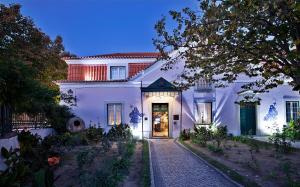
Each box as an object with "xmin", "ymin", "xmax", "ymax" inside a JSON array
[
  {"xmin": 240, "ymin": 103, "xmax": 256, "ymax": 135},
  {"xmin": 152, "ymin": 103, "xmax": 169, "ymax": 137}
]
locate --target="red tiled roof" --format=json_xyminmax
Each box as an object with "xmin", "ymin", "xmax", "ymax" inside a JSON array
[
  {"xmin": 55, "ymin": 79, "xmax": 128, "ymax": 84},
  {"xmin": 63, "ymin": 52, "xmax": 161, "ymax": 60}
]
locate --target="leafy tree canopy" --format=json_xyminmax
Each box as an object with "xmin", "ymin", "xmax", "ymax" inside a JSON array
[
  {"xmin": 0, "ymin": 4, "xmax": 67, "ymax": 86},
  {"xmin": 154, "ymin": 0, "xmax": 300, "ymax": 92},
  {"xmin": 0, "ymin": 4, "xmax": 69, "ymax": 116}
]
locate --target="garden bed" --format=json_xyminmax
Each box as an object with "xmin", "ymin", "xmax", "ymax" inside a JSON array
[
  {"xmin": 181, "ymin": 139, "xmax": 300, "ymax": 187},
  {"xmin": 0, "ymin": 125, "xmax": 147, "ymax": 187}
]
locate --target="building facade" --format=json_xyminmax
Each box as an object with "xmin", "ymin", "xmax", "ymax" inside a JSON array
[{"xmin": 57, "ymin": 52, "xmax": 300, "ymax": 138}]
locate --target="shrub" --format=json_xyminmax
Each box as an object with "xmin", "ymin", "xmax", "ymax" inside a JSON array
[
  {"xmin": 1, "ymin": 131, "xmax": 56, "ymax": 187},
  {"xmin": 207, "ymin": 144, "xmax": 223, "ymax": 154},
  {"xmin": 179, "ymin": 129, "xmax": 191, "ymax": 141},
  {"xmin": 85, "ymin": 126, "xmax": 103, "ymax": 143},
  {"xmin": 45, "ymin": 104, "xmax": 74, "ymax": 134},
  {"xmin": 18, "ymin": 130, "xmax": 41, "ymax": 149},
  {"xmin": 33, "ymin": 168, "xmax": 55, "ymax": 187},
  {"xmin": 212, "ymin": 126, "xmax": 227, "ymax": 148},
  {"xmin": 191, "ymin": 126, "xmax": 212, "ymax": 147},
  {"xmin": 101, "ymin": 136, "xmax": 111, "ymax": 152},
  {"xmin": 285, "ymin": 120, "xmax": 300, "ymax": 140},
  {"xmin": 107, "ymin": 124, "xmax": 132, "ymax": 141},
  {"xmin": 269, "ymin": 127, "xmax": 294, "ymax": 153},
  {"xmin": 0, "ymin": 147, "xmax": 31, "ymax": 186},
  {"xmin": 65, "ymin": 133, "xmax": 88, "ymax": 146},
  {"xmin": 17, "ymin": 130, "xmax": 45, "ymax": 164},
  {"xmin": 42, "ymin": 132, "xmax": 88, "ymax": 148}
]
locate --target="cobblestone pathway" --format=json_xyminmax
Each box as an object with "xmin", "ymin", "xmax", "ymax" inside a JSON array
[{"xmin": 150, "ymin": 139, "xmax": 237, "ymax": 187}]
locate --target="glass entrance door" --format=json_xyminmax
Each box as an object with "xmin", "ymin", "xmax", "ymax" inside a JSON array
[{"xmin": 152, "ymin": 103, "xmax": 169, "ymax": 137}]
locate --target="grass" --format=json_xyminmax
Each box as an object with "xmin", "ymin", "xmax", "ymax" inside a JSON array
[
  {"xmin": 179, "ymin": 139, "xmax": 261, "ymax": 187},
  {"xmin": 142, "ymin": 140, "xmax": 151, "ymax": 187}
]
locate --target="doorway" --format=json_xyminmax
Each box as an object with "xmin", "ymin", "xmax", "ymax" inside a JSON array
[
  {"xmin": 152, "ymin": 103, "xmax": 169, "ymax": 137},
  {"xmin": 240, "ymin": 103, "xmax": 257, "ymax": 135}
]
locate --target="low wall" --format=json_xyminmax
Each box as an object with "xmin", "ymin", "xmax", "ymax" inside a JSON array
[{"xmin": 0, "ymin": 128, "xmax": 55, "ymax": 171}]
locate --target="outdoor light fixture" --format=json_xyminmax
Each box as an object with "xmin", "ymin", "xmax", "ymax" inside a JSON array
[
  {"xmin": 61, "ymin": 89, "xmax": 77, "ymax": 106},
  {"xmin": 143, "ymin": 91, "xmax": 178, "ymax": 97}
]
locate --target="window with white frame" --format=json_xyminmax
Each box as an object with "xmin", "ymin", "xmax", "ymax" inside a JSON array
[
  {"xmin": 107, "ymin": 103, "xmax": 122, "ymax": 125},
  {"xmin": 110, "ymin": 66, "xmax": 126, "ymax": 80},
  {"xmin": 286, "ymin": 101, "xmax": 299, "ymax": 123},
  {"xmin": 195, "ymin": 78, "xmax": 212, "ymax": 91},
  {"xmin": 195, "ymin": 102, "xmax": 212, "ymax": 124}
]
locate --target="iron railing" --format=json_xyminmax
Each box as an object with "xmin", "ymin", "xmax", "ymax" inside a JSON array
[
  {"xmin": 0, "ymin": 108, "xmax": 50, "ymax": 136},
  {"xmin": 12, "ymin": 113, "xmax": 50, "ymax": 130}
]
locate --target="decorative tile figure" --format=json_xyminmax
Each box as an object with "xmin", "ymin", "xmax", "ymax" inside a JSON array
[
  {"xmin": 129, "ymin": 107, "xmax": 143, "ymax": 128},
  {"xmin": 264, "ymin": 101, "xmax": 278, "ymax": 121}
]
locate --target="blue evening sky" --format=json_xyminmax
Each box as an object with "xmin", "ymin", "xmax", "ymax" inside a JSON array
[{"xmin": 2, "ymin": 0, "xmax": 197, "ymax": 56}]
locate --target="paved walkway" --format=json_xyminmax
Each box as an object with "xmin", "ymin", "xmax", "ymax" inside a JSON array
[{"xmin": 149, "ymin": 139, "xmax": 237, "ymax": 187}]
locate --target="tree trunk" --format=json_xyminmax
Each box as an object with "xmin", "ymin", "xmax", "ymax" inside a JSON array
[{"xmin": 0, "ymin": 104, "xmax": 12, "ymax": 137}]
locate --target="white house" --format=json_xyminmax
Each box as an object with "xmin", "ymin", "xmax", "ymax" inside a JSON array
[{"xmin": 57, "ymin": 52, "xmax": 300, "ymax": 138}]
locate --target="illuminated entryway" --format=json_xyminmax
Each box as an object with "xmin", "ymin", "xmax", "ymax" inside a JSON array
[
  {"xmin": 141, "ymin": 77, "xmax": 182, "ymax": 138},
  {"xmin": 152, "ymin": 103, "xmax": 169, "ymax": 137}
]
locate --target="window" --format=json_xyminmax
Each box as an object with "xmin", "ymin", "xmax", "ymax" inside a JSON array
[
  {"xmin": 195, "ymin": 78, "xmax": 212, "ymax": 91},
  {"xmin": 195, "ymin": 102, "xmax": 212, "ymax": 124},
  {"xmin": 110, "ymin": 66, "xmax": 126, "ymax": 80},
  {"xmin": 286, "ymin": 101, "xmax": 299, "ymax": 123},
  {"xmin": 107, "ymin": 103, "xmax": 122, "ymax": 125}
]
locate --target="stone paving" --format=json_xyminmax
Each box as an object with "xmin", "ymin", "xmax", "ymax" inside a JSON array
[{"xmin": 149, "ymin": 139, "xmax": 237, "ymax": 187}]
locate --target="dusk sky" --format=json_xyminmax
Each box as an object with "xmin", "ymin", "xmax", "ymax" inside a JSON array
[{"xmin": 2, "ymin": 0, "xmax": 197, "ymax": 56}]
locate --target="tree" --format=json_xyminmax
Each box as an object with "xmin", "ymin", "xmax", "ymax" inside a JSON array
[
  {"xmin": 0, "ymin": 4, "xmax": 71, "ymax": 134},
  {"xmin": 154, "ymin": 0, "xmax": 300, "ymax": 92},
  {"xmin": 0, "ymin": 4, "xmax": 67, "ymax": 86}
]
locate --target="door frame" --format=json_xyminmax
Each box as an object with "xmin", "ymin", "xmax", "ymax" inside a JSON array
[{"xmin": 151, "ymin": 103, "xmax": 169, "ymax": 138}]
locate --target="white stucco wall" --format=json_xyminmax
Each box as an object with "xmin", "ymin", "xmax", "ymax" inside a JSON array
[
  {"xmin": 60, "ymin": 83, "xmax": 197, "ymax": 138},
  {"xmin": 59, "ymin": 55, "xmax": 300, "ymax": 137},
  {"xmin": 214, "ymin": 83, "xmax": 300, "ymax": 135}
]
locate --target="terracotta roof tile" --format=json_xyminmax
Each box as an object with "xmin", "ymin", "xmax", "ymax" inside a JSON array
[
  {"xmin": 64, "ymin": 52, "xmax": 161, "ymax": 60},
  {"xmin": 55, "ymin": 79, "xmax": 128, "ymax": 84}
]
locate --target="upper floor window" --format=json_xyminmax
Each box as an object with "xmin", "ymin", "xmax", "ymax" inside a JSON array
[
  {"xmin": 195, "ymin": 78, "xmax": 212, "ymax": 91},
  {"xmin": 286, "ymin": 101, "xmax": 299, "ymax": 123},
  {"xmin": 110, "ymin": 66, "xmax": 126, "ymax": 80}
]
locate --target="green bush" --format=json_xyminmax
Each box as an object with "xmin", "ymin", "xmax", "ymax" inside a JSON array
[
  {"xmin": 79, "ymin": 139, "xmax": 136, "ymax": 187},
  {"xmin": 85, "ymin": 126, "xmax": 103, "ymax": 143},
  {"xmin": 191, "ymin": 126, "xmax": 212, "ymax": 147},
  {"xmin": 212, "ymin": 126, "xmax": 227, "ymax": 148},
  {"xmin": 33, "ymin": 168, "xmax": 55, "ymax": 187},
  {"xmin": 42, "ymin": 132, "xmax": 88, "ymax": 148},
  {"xmin": 1, "ymin": 131, "xmax": 56, "ymax": 187},
  {"xmin": 285, "ymin": 120, "xmax": 300, "ymax": 140},
  {"xmin": 0, "ymin": 147, "xmax": 31, "ymax": 187},
  {"xmin": 107, "ymin": 124, "xmax": 132, "ymax": 141},
  {"xmin": 179, "ymin": 129, "xmax": 191, "ymax": 141},
  {"xmin": 18, "ymin": 130, "xmax": 41, "ymax": 150},
  {"xmin": 269, "ymin": 127, "xmax": 294, "ymax": 153},
  {"xmin": 45, "ymin": 105, "xmax": 74, "ymax": 134}
]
